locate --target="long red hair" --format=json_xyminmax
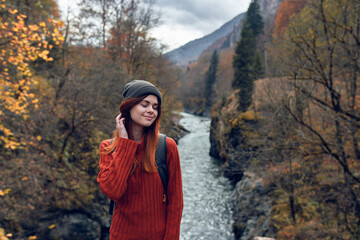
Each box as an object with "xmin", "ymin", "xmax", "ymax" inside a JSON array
[{"xmin": 103, "ymin": 95, "xmax": 161, "ymax": 173}]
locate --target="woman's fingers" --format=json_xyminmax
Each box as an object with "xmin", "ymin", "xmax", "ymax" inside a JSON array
[
  {"xmin": 116, "ymin": 113, "xmax": 128, "ymax": 139},
  {"xmin": 116, "ymin": 113, "xmax": 122, "ymax": 123},
  {"xmin": 120, "ymin": 118, "xmax": 125, "ymax": 126}
]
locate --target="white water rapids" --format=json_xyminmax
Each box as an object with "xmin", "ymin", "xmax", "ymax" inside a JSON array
[{"xmin": 178, "ymin": 112, "xmax": 235, "ymax": 240}]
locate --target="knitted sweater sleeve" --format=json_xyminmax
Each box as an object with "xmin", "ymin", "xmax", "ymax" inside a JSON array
[
  {"xmin": 163, "ymin": 137, "xmax": 184, "ymax": 240},
  {"xmin": 97, "ymin": 138, "xmax": 138, "ymax": 200}
]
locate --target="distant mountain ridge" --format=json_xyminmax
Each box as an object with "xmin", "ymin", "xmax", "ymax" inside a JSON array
[
  {"xmin": 164, "ymin": 13, "xmax": 245, "ymax": 67},
  {"xmin": 164, "ymin": 0, "xmax": 283, "ymax": 67}
]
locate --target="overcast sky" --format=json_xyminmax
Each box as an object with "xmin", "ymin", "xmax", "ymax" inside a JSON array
[{"xmin": 58, "ymin": 0, "xmax": 251, "ymax": 51}]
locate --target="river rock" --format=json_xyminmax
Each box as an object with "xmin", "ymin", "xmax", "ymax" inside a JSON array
[
  {"xmin": 36, "ymin": 210, "xmax": 106, "ymax": 240},
  {"xmin": 47, "ymin": 213, "xmax": 101, "ymax": 240},
  {"xmin": 254, "ymin": 237, "xmax": 276, "ymax": 240},
  {"xmin": 232, "ymin": 172, "xmax": 275, "ymax": 240}
]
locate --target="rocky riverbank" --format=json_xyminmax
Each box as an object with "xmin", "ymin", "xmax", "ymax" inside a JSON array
[{"xmin": 209, "ymin": 92, "xmax": 276, "ymax": 240}]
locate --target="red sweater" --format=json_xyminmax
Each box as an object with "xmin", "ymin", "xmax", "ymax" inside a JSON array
[{"xmin": 97, "ymin": 137, "xmax": 183, "ymax": 240}]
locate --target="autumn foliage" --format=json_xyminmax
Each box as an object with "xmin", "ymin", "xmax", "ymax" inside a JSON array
[
  {"xmin": 273, "ymin": 0, "xmax": 308, "ymax": 37},
  {"xmin": 210, "ymin": 0, "xmax": 360, "ymax": 238},
  {"xmin": 0, "ymin": 0, "xmax": 181, "ymax": 239},
  {"xmin": 262, "ymin": 0, "xmax": 360, "ymax": 238},
  {"xmin": 1, "ymin": 0, "xmax": 359, "ymax": 239},
  {"xmin": 0, "ymin": 1, "xmax": 64, "ymax": 150}
]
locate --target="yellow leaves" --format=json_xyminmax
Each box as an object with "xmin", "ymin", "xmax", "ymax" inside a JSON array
[
  {"xmin": 16, "ymin": 15, "xmax": 25, "ymax": 22},
  {"xmin": 0, "ymin": 3, "xmax": 64, "ymax": 150},
  {"xmin": 0, "ymin": 188, "xmax": 12, "ymax": 196},
  {"xmin": 309, "ymin": 28, "xmax": 315, "ymax": 40},
  {"xmin": 6, "ymin": 140, "xmax": 20, "ymax": 150},
  {"xmin": 8, "ymin": 8, "xmax": 18, "ymax": 14},
  {"xmin": 38, "ymin": 50, "xmax": 53, "ymax": 61},
  {"xmin": 28, "ymin": 236, "xmax": 37, "ymax": 240},
  {"xmin": 22, "ymin": 176, "xmax": 29, "ymax": 181},
  {"xmin": 48, "ymin": 224, "xmax": 56, "ymax": 229},
  {"xmin": 28, "ymin": 204, "xmax": 35, "ymax": 210},
  {"xmin": 58, "ymin": 35, "xmax": 65, "ymax": 42},
  {"xmin": 0, "ymin": 228, "xmax": 11, "ymax": 240},
  {"xmin": 238, "ymin": 111, "xmax": 257, "ymax": 121},
  {"xmin": 8, "ymin": 56, "xmax": 17, "ymax": 65},
  {"xmin": 1, "ymin": 128, "xmax": 11, "ymax": 136},
  {"xmin": 28, "ymin": 25, "xmax": 39, "ymax": 32},
  {"xmin": 36, "ymin": 135, "xmax": 42, "ymax": 141},
  {"xmin": 38, "ymin": 50, "xmax": 49, "ymax": 59},
  {"xmin": 231, "ymin": 110, "xmax": 261, "ymax": 126}
]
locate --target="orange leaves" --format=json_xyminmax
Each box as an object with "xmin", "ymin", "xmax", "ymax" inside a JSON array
[
  {"xmin": 0, "ymin": 228, "xmax": 12, "ymax": 240},
  {"xmin": 0, "ymin": 188, "xmax": 11, "ymax": 196},
  {"xmin": 8, "ymin": 8, "xmax": 18, "ymax": 15},
  {"xmin": 38, "ymin": 50, "xmax": 53, "ymax": 61},
  {"xmin": 274, "ymin": 0, "xmax": 308, "ymax": 37}
]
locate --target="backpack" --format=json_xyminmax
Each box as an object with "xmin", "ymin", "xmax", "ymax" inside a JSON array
[{"xmin": 108, "ymin": 133, "xmax": 168, "ymax": 215}]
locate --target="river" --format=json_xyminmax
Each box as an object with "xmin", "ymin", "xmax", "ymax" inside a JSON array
[{"xmin": 178, "ymin": 112, "xmax": 235, "ymax": 240}]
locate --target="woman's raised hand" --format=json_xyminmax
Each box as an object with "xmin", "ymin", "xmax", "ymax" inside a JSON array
[{"xmin": 116, "ymin": 113, "xmax": 128, "ymax": 139}]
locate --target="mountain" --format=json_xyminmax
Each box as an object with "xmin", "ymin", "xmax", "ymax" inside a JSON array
[
  {"xmin": 164, "ymin": 0, "xmax": 283, "ymax": 67},
  {"xmin": 164, "ymin": 13, "xmax": 245, "ymax": 67}
]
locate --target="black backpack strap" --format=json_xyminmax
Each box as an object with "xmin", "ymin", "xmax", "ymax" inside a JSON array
[
  {"xmin": 110, "ymin": 138, "xmax": 115, "ymax": 153},
  {"xmin": 155, "ymin": 133, "xmax": 169, "ymax": 203},
  {"xmin": 109, "ymin": 200, "xmax": 115, "ymax": 215}
]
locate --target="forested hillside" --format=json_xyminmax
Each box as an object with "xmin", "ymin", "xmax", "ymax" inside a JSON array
[
  {"xmin": 0, "ymin": 0, "xmax": 183, "ymax": 239},
  {"xmin": 208, "ymin": 0, "xmax": 360, "ymax": 239}
]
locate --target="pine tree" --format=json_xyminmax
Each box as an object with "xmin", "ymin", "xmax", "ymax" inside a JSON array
[
  {"xmin": 245, "ymin": 0, "xmax": 263, "ymax": 37},
  {"xmin": 204, "ymin": 50, "xmax": 219, "ymax": 113},
  {"xmin": 232, "ymin": 0, "xmax": 263, "ymax": 112}
]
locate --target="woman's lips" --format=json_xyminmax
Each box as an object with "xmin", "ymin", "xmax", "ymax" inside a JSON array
[{"xmin": 144, "ymin": 116, "xmax": 153, "ymax": 121}]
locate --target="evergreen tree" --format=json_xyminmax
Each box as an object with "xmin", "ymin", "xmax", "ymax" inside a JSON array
[
  {"xmin": 245, "ymin": 0, "xmax": 264, "ymax": 36},
  {"xmin": 204, "ymin": 50, "xmax": 219, "ymax": 113},
  {"xmin": 232, "ymin": 0, "xmax": 263, "ymax": 112}
]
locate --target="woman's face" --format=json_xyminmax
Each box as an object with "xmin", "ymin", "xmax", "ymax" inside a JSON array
[{"xmin": 130, "ymin": 95, "xmax": 159, "ymax": 129}]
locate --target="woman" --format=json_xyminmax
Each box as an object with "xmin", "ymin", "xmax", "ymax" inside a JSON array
[{"xmin": 97, "ymin": 80, "xmax": 183, "ymax": 240}]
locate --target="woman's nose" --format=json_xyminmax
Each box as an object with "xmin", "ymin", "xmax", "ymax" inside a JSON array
[{"xmin": 146, "ymin": 106, "xmax": 154, "ymax": 112}]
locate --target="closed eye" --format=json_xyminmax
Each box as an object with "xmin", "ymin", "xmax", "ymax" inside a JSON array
[{"xmin": 141, "ymin": 100, "xmax": 158, "ymax": 110}]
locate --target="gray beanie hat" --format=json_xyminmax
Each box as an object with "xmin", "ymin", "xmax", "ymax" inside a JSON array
[{"xmin": 122, "ymin": 80, "xmax": 162, "ymax": 104}]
